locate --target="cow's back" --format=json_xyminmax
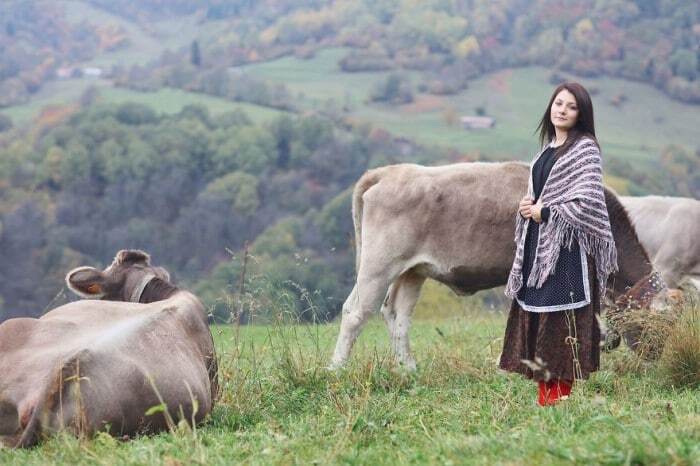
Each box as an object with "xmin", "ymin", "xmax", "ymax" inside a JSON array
[
  {"xmin": 0, "ymin": 292, "xmax": 215, "ymax": 447},
  {"xmin": 358, "ymin": 162, "xmax": 529, "ymax": 293}
]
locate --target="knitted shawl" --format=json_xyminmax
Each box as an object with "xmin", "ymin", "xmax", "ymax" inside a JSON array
[{"xmin": 505, "ymin": 136, "xmax": 618, "ymax": 300}]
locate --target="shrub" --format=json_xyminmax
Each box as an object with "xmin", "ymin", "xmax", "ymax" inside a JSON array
[{"xmin": 369, "ymin": 73, "xmax": 413, "ymax": 104}]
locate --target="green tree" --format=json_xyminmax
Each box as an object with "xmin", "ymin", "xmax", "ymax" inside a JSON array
[
  {"xmin": 669, "ymin": 49, "xmax": 698, "ymax": 80},
  {"xmin": 204, "ymin": 171, "xmax": 260, "ymax": 215},
  {"xmin": 213, "ymin": 126, "xmax": 276, "ymax": 175},
  {"xmin": 315, "ymin": 188, "xmax": 353, "ymax": 250},
  {"xmin": 115, "ymin": 103, "xmax": 158, "ymax": 126},
  {"xmin": 0, "ymin": 114, "xmax": 12, "ymax": 132},
  {"xmin": 191, "ymin": 40, "xmax": 202, "ymax": 67}
]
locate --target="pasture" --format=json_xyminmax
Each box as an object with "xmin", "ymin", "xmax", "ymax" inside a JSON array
[
  {"xmin": 1, "ymin": 299, "xmax": 698, "ymax": 465},
  {"xmin": 237, "ymin": 48, "xmax": 700, "ymax": 164},
  {"xmin": 0, "ymin": 80, "xmax": 287, "ymax": 127}
]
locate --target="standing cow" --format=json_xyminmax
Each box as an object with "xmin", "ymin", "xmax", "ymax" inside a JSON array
[
  {"xmin": 330, "ymin": 162, "xmax": 663, "ymax": 370},
  {"xmin": 620, "ymin": 195, "xmax": 700, "ymax": 290},
  {"xmin": 0, "ymin": 250, "xmax": 218, "ymax": 448}
]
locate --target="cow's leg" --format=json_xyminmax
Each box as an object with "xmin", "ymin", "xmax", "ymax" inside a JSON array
[
  {"xmin": 380, "ymin": 282, "xmax": 399, "ymax": 342},
  {"xmin": 388, "ymin": 271, "xmax": 425, "ymax": 371},
  {"xmin": 330, "ymin": 270, "xmax": 397, "ymax": 369}
]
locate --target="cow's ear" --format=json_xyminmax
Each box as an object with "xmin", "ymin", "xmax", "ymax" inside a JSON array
[
  {"xmin": 154, "ymin": 266, "xmax": 171, "ymax": 283},
  {"xmin": 114, "ymin": 249, "xmax": 150, "ymax": 266},
  {"xmin": 66, "ymin": 266, "xmax": 106, "ymax": 298}
]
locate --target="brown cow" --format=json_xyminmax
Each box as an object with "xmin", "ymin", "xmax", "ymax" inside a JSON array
[
  {"xmin": 330, "ymin": 162, "xmax": 664, "ymax": 370},
  {"xmin": 0, "ymin": 250, "xmax": 218, "ymax": 448}
]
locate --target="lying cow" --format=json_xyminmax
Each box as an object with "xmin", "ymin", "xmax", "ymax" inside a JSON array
[
  {"xmin": 0, "ymin": 250, "xmax": 218, "ymax": 448},
  {"xmin": 620, "ymin": 195, "xmax": 700, "ymax": 290},
  {"xmin": 330, "ymin": 162, "xmax": 664, "ymax": 370}
]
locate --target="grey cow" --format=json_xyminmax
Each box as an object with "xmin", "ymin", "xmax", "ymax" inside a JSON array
[
  {"xmin": 620, "ymin": 195, "xmax": 700, "ymax": 290},
  {"xmin": 330, "ymin": 162, "xmax": 663, "ymax": 370}
]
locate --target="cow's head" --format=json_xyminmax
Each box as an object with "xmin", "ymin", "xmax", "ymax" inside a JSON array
[
  {"xmin": 66, "ymin": 249, "xmax": 171, "ymax": 302},
  {"xmin": 603, "ymin": 271, "xmax": 680, "ymax": 355}
]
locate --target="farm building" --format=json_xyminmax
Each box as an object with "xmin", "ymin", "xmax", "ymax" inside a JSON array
[{"xmin": 461, "ymin": 116, "xmax": 496, "ymax": 129}]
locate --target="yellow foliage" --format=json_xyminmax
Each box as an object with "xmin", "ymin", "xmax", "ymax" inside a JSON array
[
  {"xmin": 44, "ymin": 146, "xmax": 65, "ymax": 185},
  {"xmin": 289, "ymin": 8, "xmax": 335, "ymax": 32},
  {"xmin": 573, "ymin": 18, "xmax": 595, "ymax": 43},
  {"xmin": 453, "ymin": 35, "xmax": 480, "ymax": 59},
  {"xmin": 259, "ymin": 27, "xmax": 278, "ymax": 45}
]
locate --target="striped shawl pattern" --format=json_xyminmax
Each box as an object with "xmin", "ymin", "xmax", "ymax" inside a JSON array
[{"xmin": 505, "ymin": 137, "xmax": 618, "ymax": 300}]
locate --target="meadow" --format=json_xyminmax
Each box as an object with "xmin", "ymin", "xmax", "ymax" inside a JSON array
[
  {"xmin": 236, "ymin": 47, "xmax": 700, "ymax": 165},
  {"xmin": 1, "ymin": 297, "xmax": 698, "ymax": 465},
  {"xmin": 0, "ymin": 80, "xmax": 287, "ymax": 127}
]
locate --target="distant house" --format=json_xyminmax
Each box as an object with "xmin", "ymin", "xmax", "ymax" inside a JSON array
[
  {"xmin": 460, "ymin": 116, "xmax": 496, "ymax": 129},
  {"xmin": 83, "ymin": 67, "xmax": 103, "ymax": 77}
]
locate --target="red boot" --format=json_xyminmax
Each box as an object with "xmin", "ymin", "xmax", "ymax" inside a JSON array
[{"xmin": 537, "ymin": 379, "xmax": 573, "ymax": 406}]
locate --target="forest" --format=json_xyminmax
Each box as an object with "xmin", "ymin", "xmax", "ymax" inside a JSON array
[{"xmin": 0, "ymin": 99, "xmax": 451, "ymax": 321}]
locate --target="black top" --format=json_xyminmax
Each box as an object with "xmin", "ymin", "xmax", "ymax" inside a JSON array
[
  {"xmin": 533, "ymin": 146, "xmax": 557, "ymax": 221},
  {"xmin": 516, "ymin": 146, "xmax": 589, "ymax": 312}
]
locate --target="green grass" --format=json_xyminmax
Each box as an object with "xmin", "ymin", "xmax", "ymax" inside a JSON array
[
  {"xmin": 99, "ymin": 87, "xmax": 287, "ymax": 124},
  {"xmin": 0, "ymin": 80, "xmax": 287, "ymax": 126},
  {"xmin": 238, "ymin": 48, "xmax": 700, "ymax": 164},
  {"xmin": 0, "ymin": 79, "xmax": 93, "ymax": 124},
  {"xmin": 2, "ymin": 308, "xmax": 698, "ymax": 465}
]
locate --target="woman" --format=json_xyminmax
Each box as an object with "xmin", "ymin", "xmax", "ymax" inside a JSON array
[{"xmin": 499, "ymin": 82, "xmax": 618, "ymax": 406}]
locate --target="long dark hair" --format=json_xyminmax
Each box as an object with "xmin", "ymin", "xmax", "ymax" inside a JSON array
[{"xmin": 535, "ymin": 82, "xmax": 600, "ymax": 157}]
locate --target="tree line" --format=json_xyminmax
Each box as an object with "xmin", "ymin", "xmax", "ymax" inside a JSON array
[{"xmin": 0, "ymin": 101, "xmax": 442, "ymax": 322}]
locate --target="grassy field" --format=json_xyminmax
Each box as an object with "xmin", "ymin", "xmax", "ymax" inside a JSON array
[
  {"xmin": 237, "ymin": 47, "xmax": 700, "ymax": 164},
  {"xmin": 2, "ymin": 306, "xmax": 698, "ymax": 465},
  {"xmin": 0, "ymin": 80, "xmax": 287, "ymax": 126}
]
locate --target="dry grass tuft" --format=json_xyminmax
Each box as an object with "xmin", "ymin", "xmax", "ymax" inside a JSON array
[
  {"xmin": 606, "ymin": 304, "xmax": 680, "ymax": 362},
  {"xmin": 659, "ymin": 297, "xmax": 700, "ymax": 389}
]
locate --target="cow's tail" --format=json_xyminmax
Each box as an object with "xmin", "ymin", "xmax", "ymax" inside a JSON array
[
  {"xmin": 15, "ymin": 352, "xmax": 90, "ymax": 448},
  {"xmin": 352, "ymin": 168, "xmax": 385, "ymax": 275},
  {"xmin": 13, "ymin": 378, "xmax": 53, "ymax": 448}
]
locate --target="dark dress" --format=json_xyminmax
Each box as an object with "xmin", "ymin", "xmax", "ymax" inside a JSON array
[
  {"xmin": 517, "ymin": 146, "xmax": 590, "ymax": 311},
  {"xmin": 498, "ymin": 145, "xmax": 601, "ymax": 381}
]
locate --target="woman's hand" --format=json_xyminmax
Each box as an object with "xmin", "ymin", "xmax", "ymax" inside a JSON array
[
  {"xmin": 531, "ymin": 201, "xmax": 544, "ymax": 223},
  {"xmin": 518, "ymin": 196, "xmax": 534, "ymax": 219}
]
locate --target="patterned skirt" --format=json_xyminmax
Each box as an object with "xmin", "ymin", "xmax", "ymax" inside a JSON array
[{"xmin": 498, "ymin": 254, "xmax": 601, "ymax": 381}]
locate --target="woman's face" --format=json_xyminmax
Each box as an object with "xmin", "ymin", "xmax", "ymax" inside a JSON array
[{"xmin": 550, "ymin": 89, "xmax": 579, "ymax": 132}]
